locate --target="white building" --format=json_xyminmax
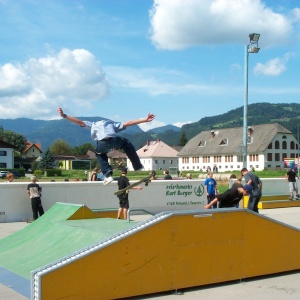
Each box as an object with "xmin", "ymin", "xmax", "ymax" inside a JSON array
[
  {"xmin": 127, "ymin": 140, "xmax": 179, "ymax": 171},
  {"xmin": 0, "ymin": 138, "xmax": 15, "ymax": 169},
  {"xmin": 178, "ymin": 123, "xmax": 299, "ymax": 172}
]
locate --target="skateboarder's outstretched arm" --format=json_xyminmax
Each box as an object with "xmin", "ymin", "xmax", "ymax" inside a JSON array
[
  {"xmin": 57, "ymin": 108, "xmax": 86, "ymax": 127},
  {"xmin": 123, "ymin": 113, "xmax": 155, "ymax": 128}
]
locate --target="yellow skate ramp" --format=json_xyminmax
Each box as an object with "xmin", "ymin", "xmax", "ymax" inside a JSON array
[{"xmin": 33, "ymin": 208, "xmax": 300, "ymax": 300}]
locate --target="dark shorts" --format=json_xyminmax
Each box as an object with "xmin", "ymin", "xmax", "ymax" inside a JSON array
[{"xmin": 119, "ymin": 197, "xmax": 129, "ymax": 209}]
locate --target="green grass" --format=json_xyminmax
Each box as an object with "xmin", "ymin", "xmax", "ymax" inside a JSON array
[{"xmin": 0, "ymin": 169, "xmax": 287, "ymax": 184}]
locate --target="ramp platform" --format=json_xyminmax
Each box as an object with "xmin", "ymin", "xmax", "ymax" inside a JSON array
[{"xmin": 0, "ymin": 203, "xmax": 300, "ymax": 300}]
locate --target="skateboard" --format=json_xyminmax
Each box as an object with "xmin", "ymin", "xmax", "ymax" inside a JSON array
[{"xmin": 114, "ymin": 176, "xmax": 151, "ymax": 197}]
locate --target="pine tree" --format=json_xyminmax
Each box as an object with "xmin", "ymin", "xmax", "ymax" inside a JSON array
[
  {"xmin": 179, "ymin": 132, "xmax": 188, "ymax": 146},
  {"xmin": 39, "ymin": 148, "xmax": 55, "ymax": 170}
]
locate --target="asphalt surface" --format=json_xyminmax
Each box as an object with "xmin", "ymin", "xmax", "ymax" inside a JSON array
[{"xmin": 1, "ymin": 207, "xmax": 300, "ymax": 300}]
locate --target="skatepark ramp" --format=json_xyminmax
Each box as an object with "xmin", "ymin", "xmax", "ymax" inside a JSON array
[{"xmin": 1, "ymin": 203, "xmax": 300, "ymax": 299}]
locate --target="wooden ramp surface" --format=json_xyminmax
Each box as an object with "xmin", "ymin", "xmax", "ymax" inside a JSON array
[{"xmin": 1, "ymin": 203, "xmax": 300, "ymax": 300}]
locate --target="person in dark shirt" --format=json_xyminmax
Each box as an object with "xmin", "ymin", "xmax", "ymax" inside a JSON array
[
  {"xmin": 241, "ymin": 168, "xmax": 262, "ymax": 213},
  {"xmin": 163, "ymin": 169, "xmax": 172, "ymax": 180},
  {"xmin": 117, "ymin": 168, "xmax": 142, "ymax": 220},
  {"xmin": 286, "ymin": 167, "xmax": 299, "ymax": 200},
  {"xmin": 26, "ymin": 175, "xmax": 44, "ymax": 220},
  {"xmin": 204, "ymin": 184, "xmax": 253, "ymax": 209}
]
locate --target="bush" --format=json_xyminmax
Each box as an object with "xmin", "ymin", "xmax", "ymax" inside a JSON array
[
  {"xmin": 46, "ymin": 169, "xmax": 62, "ymax": 177},
  {"xmin": 33, "ymin": 170, "xmax": 43, "ymax": 178}
]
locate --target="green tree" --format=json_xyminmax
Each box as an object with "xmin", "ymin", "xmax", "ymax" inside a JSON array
[
  {"xmin": 50, "ymin": 139, "xmax": 73, "ymax": 155},
  {"xmin": 39, "ymin": 148, "xmax": 55, "ymax": 170},
  {"xmin": 179, "ymin": 132, "xmax": 188, "ymax": 146},
  {"xmin": 2, "ymin": 130, "xmax": 26, "ymax": 153},
  {"xmin": 73, "ymin": 143, "xmax": 94, "ymax": 155}
]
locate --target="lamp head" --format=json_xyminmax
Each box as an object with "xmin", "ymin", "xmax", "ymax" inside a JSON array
[
  {"xmin": 248, "ymin": 46, "xmax": 260, "ymax": 53},
  {"xmin": 249, "ymin": 33, "xmax": 260, "ymax": 42}
]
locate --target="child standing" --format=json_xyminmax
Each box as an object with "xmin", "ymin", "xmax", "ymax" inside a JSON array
[
  {"xmin": 26, "ymin": 176, "xmax": 44, "ymax": 220},
  {"xmin": 204, "ymin": 172, "xmax": 218, "ymax": 209}
]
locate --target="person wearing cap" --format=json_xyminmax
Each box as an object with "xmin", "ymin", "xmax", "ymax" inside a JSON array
[
  {"xmin": 57, "ymin": 107, "xmax": 155, "ymax": 186},
  {"xmin": 26, "ymin": 175, "xmax": 44, "ymax": 220},
  {"xmin": 204, "ymin": 184, "xmax": 253, "ymax": 209},
  {"xmin": 286, "ymin": 167, "xmax": 299, "ymax": 200},
  {"xmin": 241, "ymin": 168, "xmax": 262, "ymax": 213},
  {"xmin": 117, "ymin": 168, "xmax": 142, "ymax": 220}
]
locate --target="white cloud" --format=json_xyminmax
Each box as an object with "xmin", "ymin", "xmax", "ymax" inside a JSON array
[
  {"xmin": 173, "ymin": 121, "xmax": 191, "ymax": 128},
  {"xmin": 106, "ymin": 65, "xmax": 239, "ymax": 97},
  {"xmin": 139, "ymin": 119, "xmax": 166, "ymax": 131},
  {"xmin": 149, "ymin": 0, "xmax": 292, "ymax": 50},
  {"xmin": 0, "ymin": 48, "xmax": 110, "ymax": 119},
  {"xmin": 253, "ymin": 53, "xmax": 294, "ymax": 76}
]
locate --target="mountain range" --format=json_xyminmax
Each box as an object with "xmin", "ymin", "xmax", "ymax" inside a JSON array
[{"xmin": 0, "ymin": 102, "xmax": 299, "ymax": 151}]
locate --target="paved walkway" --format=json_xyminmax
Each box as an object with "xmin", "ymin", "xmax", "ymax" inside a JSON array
[{"xmin": 1, "ymin": 207, "xmax": 300, "ymax": 300}]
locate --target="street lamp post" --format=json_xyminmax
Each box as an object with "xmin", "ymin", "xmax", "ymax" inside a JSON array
[{"xmin": 243, "ymin": 33, "xmax": 260, "ymax": 169}]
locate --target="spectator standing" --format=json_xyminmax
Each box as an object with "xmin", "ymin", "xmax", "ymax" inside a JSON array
[
  {"xmin": 164, "ymin": 170, "xmax": 172, "ymax": 180},
  {"xmin": 204, "ymin": 172, "xmax": 218, "ymax": 209},
  {"xmin": 6, "ymin": 173, "xmax": 14, "ymax": 182},
  {"xmin": 286, "ymin": 167, "xmax": 299, "ymax": 200},
  {"xmin": 241, "ymin": 168, "xmax": 262, "ymax": 213},
  {"xmin": 26, "ymin": 176, "xmax": 44, "ymax": 220},
  {"xmin": 117, "ymin": 168, "xmax": 142, "ymax": 220},
  {"xmin": 90, "ymin": 167, "xmax": 99, "ymax": 181},
  {"xmin": 149, "ymin": 170, "xmax": 157, "ymax": 180}
]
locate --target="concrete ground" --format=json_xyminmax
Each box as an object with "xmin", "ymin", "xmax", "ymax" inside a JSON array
[{"xmin": 1, "ymin": 207, "xmax": 300, "ymax": 300}]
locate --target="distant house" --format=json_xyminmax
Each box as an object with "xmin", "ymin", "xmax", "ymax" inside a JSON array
[
  {"xmin": 128, "ymin": 140, "xmax": 179, "ymax": 171},
  {"xmin": 23, "ymin": 141, "xmax": 43, "ymax": 161},
  {"xmin": 0, "ymin": 138, "xmax": 15, "ymax": 169},
  {"xmin": 178, "ymin": 123, "xmax": 299, "ymax": 172},
  {"xmin": 55, "ymin": 155, "xmax": 91, "ymax": 170}
]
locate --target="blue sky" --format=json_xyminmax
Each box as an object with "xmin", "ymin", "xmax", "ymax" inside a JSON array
[{"xmin": 0, "ymin": 0, "xmax": 299, "ymax": 131}]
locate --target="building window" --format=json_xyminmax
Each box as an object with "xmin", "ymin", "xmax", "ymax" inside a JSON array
[
  {"xmin": 182, "ymin": 157, "xmax": 189, "ymax": 164},
  {"xmin": 192, "ymin": 157, "xmax": 199, "ymax": 163},
  {"xmin": 198, "ymin": 140, "xmax": 206, "ymax": 147},
  {"xmin": 267, "ymin": 153, "xmax": 272, "ymax": 161},
  {"xmin": 282, "ymin": 135, "xmax": 287, "ymax": 139},
  {"xmin": 267, "ymin": 143, "xmax": 272, "ymax": 149},
  {"xmin": 203, "ymin": 156, "xmax": 210, "ymax": 163},
  {"xmin": 275, "ymin": 153, "xmax": 280, "ymax": 161},
  {"xmin": 249, "ymin": 154, "xmax": 259, "ymax": 161},
  {"xmin": 214, "ymin": 156, "xmax": 221, "ymax": 163},
  {"xmin": 290, "ymin": 141, "xmax": 295, "ymax": 150},
  {"xmin": 282, "ymin": 141, "xmax": 287, "ymax": 149},
  {"xmin": 0, "ymin": 163, "xmax": 6, "ymax": 168},
  {"xmin": 0, "ymin": 150, "xmax": 7, "ymax": 156},
  {"xmin": 219, "ymin": 139, "xmax": 228, "ymax": 146},
  {"xmin": 275, "ymin": 140, "xmax": 280, "ymax": 149},
  {"xmin": 225, "ymin": 155, "xmax": 233, "ymax": 162}
]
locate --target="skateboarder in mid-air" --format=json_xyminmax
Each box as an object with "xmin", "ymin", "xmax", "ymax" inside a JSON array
[
  {"xmin": 57, "ymin": 108, "xmax": 155, "ymax": 185},
  {"xmin": 117, "ymin": 168, "xmax": 143, "ymax": 220}
]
